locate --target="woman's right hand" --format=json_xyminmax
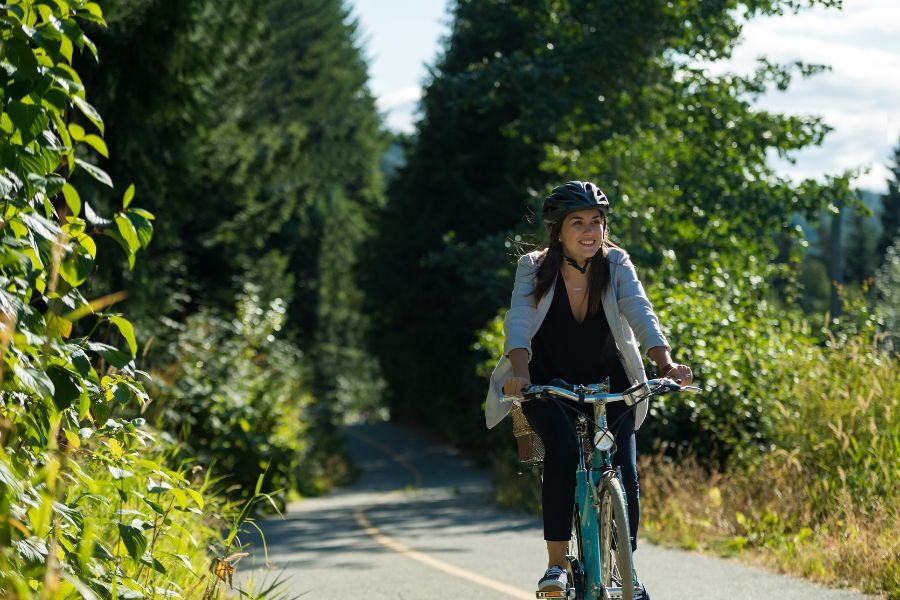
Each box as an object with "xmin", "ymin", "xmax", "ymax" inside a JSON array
[{"xmin": 503, "ymin": 376, "xmax": 531, "ymax": 399}]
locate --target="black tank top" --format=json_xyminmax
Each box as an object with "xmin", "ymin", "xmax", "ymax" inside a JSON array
[{"xmin": 530, "ymin": 275, "xmax": 630, "ymax": 392}]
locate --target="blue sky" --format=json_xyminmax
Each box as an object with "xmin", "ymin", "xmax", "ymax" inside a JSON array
[{"xmin": 349, "ymin": 0, "xmax": 899, "ymax": 193}]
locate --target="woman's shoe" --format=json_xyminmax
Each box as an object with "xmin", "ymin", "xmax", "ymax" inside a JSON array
[{"xmin": 538, "ymin": 565, "xmax": 568, "ymax": 591}]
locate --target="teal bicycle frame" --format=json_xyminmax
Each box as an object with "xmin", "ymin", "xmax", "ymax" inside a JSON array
[{"xmin": 573, "ymin": 404, "xmax": 630, "ymax": 600}]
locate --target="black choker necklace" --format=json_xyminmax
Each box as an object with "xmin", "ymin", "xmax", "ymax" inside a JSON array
[{"xmin": 563, "ymin": 254, "xmax": 590, "ymax": 274}]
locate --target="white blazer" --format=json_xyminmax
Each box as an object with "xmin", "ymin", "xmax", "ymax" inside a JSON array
[{"xmin": 484, "ymin": 247, "xmax": 669, "ymax": 431}]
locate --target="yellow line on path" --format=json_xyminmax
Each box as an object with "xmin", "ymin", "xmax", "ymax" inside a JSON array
[{"xmin": 347, "ymin": 428, "xmax": 534, "ymax": 600}]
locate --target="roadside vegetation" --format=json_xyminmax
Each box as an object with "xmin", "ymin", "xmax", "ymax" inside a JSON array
[{"xmin": 1, "ymin": 0, "xmax": 378, "ymax": 596}]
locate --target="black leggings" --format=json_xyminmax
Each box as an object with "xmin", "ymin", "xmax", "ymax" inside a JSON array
[{"xmin": 522, "ymin": 398, "xmax": 640, "ymax": 551}]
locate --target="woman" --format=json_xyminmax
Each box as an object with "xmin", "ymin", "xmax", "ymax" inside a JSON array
[{"xmin": 484, "ymin": 181, "xmax": 692, "ymax": 597}]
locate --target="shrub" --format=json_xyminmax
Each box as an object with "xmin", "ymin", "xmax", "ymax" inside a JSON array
[
  {"xmin": 0, "ymin": 3, "xmax": 269, "ymax": 595},
  {"xmin": 149, "ymin": 284, "xmax": 310, "ymax": 506}
]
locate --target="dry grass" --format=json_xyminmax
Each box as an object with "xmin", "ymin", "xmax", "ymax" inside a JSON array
[
  {"xmin": 642, "ymin": 337, "xmax": 899, "ymax": 599},
  {"xmin": 641, "ymin": 454, "xmax": 898, "ymax": 598}
]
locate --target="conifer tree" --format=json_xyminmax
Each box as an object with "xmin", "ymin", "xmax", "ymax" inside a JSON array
[
  {"xmin": 879, "ymin": 141, "xmax": 900, "ymax": 258},
  {"xmin": 845, "ymin": 208, "xmax": 878, "ymax": 284}
]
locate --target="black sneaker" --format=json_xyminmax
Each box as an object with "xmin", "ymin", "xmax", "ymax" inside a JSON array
[
  {"xmin": 538, "ymin": 565, "xmax": 568, "ymax": 591},
  {"xmin": 636, "ymin": 579, "xmax": 651, "ymax": 599}
]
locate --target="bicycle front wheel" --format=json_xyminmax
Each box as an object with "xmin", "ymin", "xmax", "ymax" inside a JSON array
[{"xmin": 597, "ymin": 476, "xmax": 635, "ymax": 600}]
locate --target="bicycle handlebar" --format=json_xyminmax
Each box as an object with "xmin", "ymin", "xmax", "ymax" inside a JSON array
[{"xmin": 507, "ymin": 377, "xmax": 701, "ymax": 406}]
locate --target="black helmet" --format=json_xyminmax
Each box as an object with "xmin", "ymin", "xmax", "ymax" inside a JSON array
[{"xmin": 541, "ymin": 181, "xmax": 609, "ymax": 225}]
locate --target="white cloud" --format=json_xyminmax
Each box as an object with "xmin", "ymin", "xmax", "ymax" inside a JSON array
[
  {"xmin": 716, "ymin": 0, "xmax": 900, "ymax": 192},
  {"xmin": 377, "ymin": 86, "xmax": 422, "ymax": 111},
  {"xmin": 376, "ymin": 86, "xmax": 422, "ymax": 133}
]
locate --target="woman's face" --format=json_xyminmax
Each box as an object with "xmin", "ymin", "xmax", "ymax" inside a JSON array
[{"xmin": 560, "ymin": 208, "xmax": 605, "ymax": 261}]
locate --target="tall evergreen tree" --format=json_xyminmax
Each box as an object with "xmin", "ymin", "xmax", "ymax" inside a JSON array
[
  {"xmin": 879, "ymin": 141, "xmax": 900, "ymax": 258},
  {"xmin": 81, "ymin": 1, "xmax": 386, "ymax": 423},
  {"xmin": 845, "ymin": 208, "xmax": 878, "ymax": 284}
]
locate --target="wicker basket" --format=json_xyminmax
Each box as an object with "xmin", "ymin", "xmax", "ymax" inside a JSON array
[{"xmin": 510, "ymin": 404, "xmax": 544, "ymax": 466}]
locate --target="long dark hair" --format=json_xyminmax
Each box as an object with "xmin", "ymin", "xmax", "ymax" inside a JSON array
[{"xmin": 530, "ymin": 219, "xmax": 613, "ymax": 319}]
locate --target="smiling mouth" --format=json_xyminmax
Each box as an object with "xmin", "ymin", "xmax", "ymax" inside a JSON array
[{"xmin": 578, "ymin": 240, "xmax": 597, "ymax": 247}]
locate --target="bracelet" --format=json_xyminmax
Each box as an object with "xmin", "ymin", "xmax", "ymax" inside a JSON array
[{"xmin": 659, "ymin": 364, "xmax": 677, "ymax": 377}]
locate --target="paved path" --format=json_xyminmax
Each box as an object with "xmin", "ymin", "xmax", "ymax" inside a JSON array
[{"xmin": 239, "ymin": 422, "xmax": 877, "ymax": 599}]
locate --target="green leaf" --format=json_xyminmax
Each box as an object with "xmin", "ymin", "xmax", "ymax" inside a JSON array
[
  {"xmin": 142, "ymin": 555, "xmax": 167, "ymax": 575},
  {"xmin": 4, "ymin": 39, "xmax": 39, "ymax": 79},
  {"xmin": 49, "ymin": 64, "xmax": 84, "ymax": 95},
  {"xmin": 117, "ymin": 523, "xmax": 147, "ymax": 562},
  {"xmin": 129, "ymin": 207, "xmax": 155, "ymax": 221},
  {"xmin": 43, "ymin": 87, "xmax": 71, "ymax": 112},
  {"xmin": 68, "ymin": 123, "xmax": 85, "ymax": 141},
  {"xmin": 80, "ymin": 133, "xmax": 107, "ymax": 157},
  {"xmin": 126, "ymin": 212, "xmax": 153, "ymax": 248},
  {"xmin": 73, "ymin": 158, "xmax": 112, "ymax": 187},
  {"xmin": 46, "ymin": 312, "xmax": 73, "ymax": 338},
  {"xmin": 80, "ymin": 32, "xmax": 98, "ymax": 59},
  {"xmin": 20, "ymin": 211, "xmax": 62, "ymax": 242},
  {"xmin": 123, "ymin": 183, "xmax": 135, "ymax": 209},
  {"xmin": 61, "ymin": 183, "xmax": 81, "ymax": 216},
  {"xmin": 71, "ymin": 94, "xmax": 104, "ymax": 134},
  {"xmin": 185, "ymin": 489, "xmax": 204, "ymax": 510},
  {"xmin": 14, "ymin": 363, "xmax": 56, "ymax": 398},
  {"xmin": 141, "ymin": 496, "xmax": 165, "ymax": 516},
  {"xmin": 59, "ymin": 31, "xmax": 73, "ymax": 64},
  {"xmin": 82, "ymin": 2, "xmax": 103, "ymax": 20},
  {"xmin": 110, "ymin": 316, "xmax": 137, "ymax": 356},
  {"xmin": 15, "ymin": 537, "xmax": 48, "ymax": 563},
  {"xmin": 108, "ymin": 466, "xmax": 134, "ymax": 480},
  {"xmin": 114, "ymin": 213, "xmax": 140, "ymax": 252},
  {"xmin": 7, "ymin": 100, "xmax": 49, "ymax": 145},
  {"xmin": 87, "ymin": 342, "xmax": 131, "ymax": 369},
  {"xmin": 47, "ymin": 365, "xmax": 80, "ymax": 409},
  {"xmin": 58, "ymin": 243, "xmax": 94, "ymax": 286},
  {"xmin": 18, "ymin": 144, "xmax": 61, "ymax": 180}
]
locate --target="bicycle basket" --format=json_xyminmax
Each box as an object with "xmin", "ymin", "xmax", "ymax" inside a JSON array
[{"xmin": 511, "ymin": 404, "xmax": 544, "ymax": 466}]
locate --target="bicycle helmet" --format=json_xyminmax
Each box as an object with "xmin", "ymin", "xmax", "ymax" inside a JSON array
[{"xmin": 541, "ymin": 181, "xmax": 609, "ymax": 225}]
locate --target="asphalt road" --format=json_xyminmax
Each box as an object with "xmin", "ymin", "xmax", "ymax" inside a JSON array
[{"xmin": 238, "ymin": 422, "xmax": 877, "ymax": 600}]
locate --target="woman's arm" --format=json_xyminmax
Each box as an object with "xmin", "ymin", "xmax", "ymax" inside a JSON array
[
  {"xmin": 615, "ymin": 253, "xmax": 693, "ymax": 384},
  {"xmin": 503, "ymin": 347, "xmax": 531, "ymax": 397},
  {"xmin": 502, "ymin": 253, "xmax": 540, "ymax": 359},
  {"xmin": 615, "ymin": 253, "xmax": 670, "ymax": 353},
  {"xmin": 648, "ymin": 344, "xmax": 692, "ymax": 383}
]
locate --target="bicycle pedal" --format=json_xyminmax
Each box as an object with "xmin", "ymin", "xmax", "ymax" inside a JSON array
[
  {"xmin": 535, "ymin": 591, "xmax": 572, "ymax": 599},
  {"xmin": 534, "ymin": 588, "xmax": 575, "ymax": 598}
]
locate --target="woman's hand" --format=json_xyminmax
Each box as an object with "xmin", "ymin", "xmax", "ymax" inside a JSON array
[
  {"xmin": 663, "ymin": 363, "xmax": 693, "ymax": 386},
  {"xmin": 503, "ymin": 376, "xmax": 531, "ymax": 399}
]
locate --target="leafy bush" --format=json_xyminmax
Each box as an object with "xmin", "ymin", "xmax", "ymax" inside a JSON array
[
  {"xmin": 643, "ymin": 257, "xmax": 819, "ymax": 463},
  {"xmin": 149, "ymin": 284, "xmax": 310, "ymax": 505},
  {"xmin": 0, "ymin": 4, "xmax": 272, "ymax": 596}
]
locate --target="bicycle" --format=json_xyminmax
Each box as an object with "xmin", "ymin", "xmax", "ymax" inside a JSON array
[{"xmin": 509, "ymin": 377, "xmax": 700, "ymax": 600}]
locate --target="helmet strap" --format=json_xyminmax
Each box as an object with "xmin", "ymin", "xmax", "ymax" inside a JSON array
[{"xmin": 563, "ymin": 253, "xmax": 591, "ymax": 274}]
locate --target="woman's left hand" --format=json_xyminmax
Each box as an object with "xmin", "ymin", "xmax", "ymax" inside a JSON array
[{"xmin": 664, "ymin": 364, "xmax": 693, "ymax": 386}]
